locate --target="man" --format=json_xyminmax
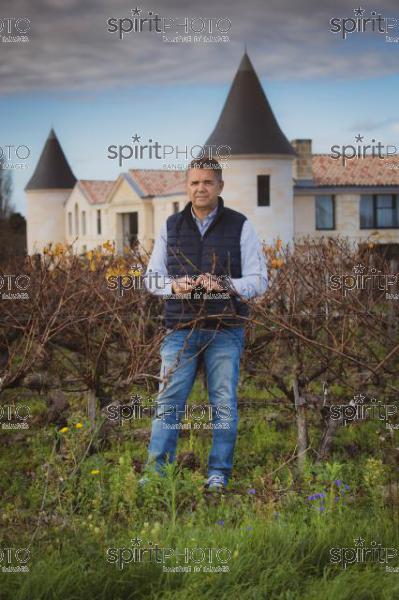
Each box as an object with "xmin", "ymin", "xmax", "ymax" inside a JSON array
[{"xmin": 142, "ymin": 157, "xmax": 268, "ymax": 490}]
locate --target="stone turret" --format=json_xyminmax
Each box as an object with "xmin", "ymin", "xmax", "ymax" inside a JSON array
[
  {"xmin": 204, "ymin": 52, "xmax": 295, "ymax": 244},
  {"xmin": 25, "ymin": 129, "xmax": 76, "ymax": 253}
]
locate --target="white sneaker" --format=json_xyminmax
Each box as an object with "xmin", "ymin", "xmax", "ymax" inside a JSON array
[{"xmin": 205, "ymin": 475, "xmax": 225, "ymax": 491}]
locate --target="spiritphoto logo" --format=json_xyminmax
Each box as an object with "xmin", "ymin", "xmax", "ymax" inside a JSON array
[
  {"xmin": 0, "ymin": 547, "xmax": 30, "ymax": 573},
  {"xmin": 329, "ymin": 393, "xmax": 398, "ymax": 427},
  {"xmin": 107, "ymin": 133, "xmax": 231, "ymax": 167},
  {"xmin": 328, "ymin": 263, "xmax": 398, "ymax": 297},
  {"xmin": 0, "ymin": 144, "xmax": 31, "ymax": 169},
  {"xmin": 0, "ymin": 404, "xmax": 31, "ymax": 430},
  {"xmin": 0, "ymin": 17, "xmax": 30, "ymax": 43},
  {"xmin": 330, "ymin": 538, "xmax": 397, "ymax": 570},
  {"xmin": 0, "ymin": 274, "xmax": 30, "ymax": 300},
  {"xmin": 330, "ymin": 134, "xmax": 397, "ymax": 166},
  {"xmin": 106, "ymin": 266, "xmax": 232, "ymax": 298},
  {"xmin": 106, "ymin": 7, "xmax": 231, "ymax": 43},
  {"xmin": 105, "ymin": 393, "xmax": 232, "ymax": 430},
  {"xmin": 106, "ymin": 536, "xmax": 231, "ymax": 572},
  {"xmin": 330, "ymin": 7, "xmax": 398, "ymax": 41}
]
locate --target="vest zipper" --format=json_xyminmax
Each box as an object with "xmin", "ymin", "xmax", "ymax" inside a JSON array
[{"xmin": 197, "ymin": 231, "xmax": 203, "ymax": 273}]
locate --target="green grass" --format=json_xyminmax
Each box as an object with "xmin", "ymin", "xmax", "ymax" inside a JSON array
[
  {"xmin": 0, "ymin": 380, "xmax": 398, "ymax": 599},
  {"xmin": 1, "ymin": 508, "xmax": 398, "ymax": 600}
]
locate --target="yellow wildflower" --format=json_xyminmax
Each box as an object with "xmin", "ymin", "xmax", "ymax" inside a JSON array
[
  {"xmin": 54, "ymin": 243, "xmax": 65, "ymax": 256},
  {"xmin": 103, "ymin": 241, "xmax": 114, "ymax": 253}
]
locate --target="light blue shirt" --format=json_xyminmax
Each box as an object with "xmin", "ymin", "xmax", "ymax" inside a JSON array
[
  {"xmin": 144, "ymin": 201, "xmax": 268, "ymax": 299},
  {"xmin": 190, "ymin": 204, "xmax": 219, "ymax": 237}
]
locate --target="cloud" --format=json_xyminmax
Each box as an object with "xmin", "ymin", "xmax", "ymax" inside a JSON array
[
  {"xmin": 0, "ymin": 0, "xmax": 399, "ymax": 94},
  {"xmin": 350, "ymin": 117, "xmax": 399, "ymax": 132}
]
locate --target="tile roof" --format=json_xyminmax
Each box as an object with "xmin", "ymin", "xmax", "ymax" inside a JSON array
[
  {"xmin": 128, "ymin": 169, "xmax": 186, "ymax": 197},
  {"xmin": 312, "ymin": 154, "xmax": 399, "ymax": 187},
  {"xmin": 78, "ymin": 180, "xmax": 115, "ymax": 204},
  {"xmin": 77, "ymin": 154, "xmax": 399, "ymax": 204}
]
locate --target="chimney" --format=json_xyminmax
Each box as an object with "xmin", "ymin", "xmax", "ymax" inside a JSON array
[{"xmin": 291, "ymin": 139, "xmax": 313, "ymax": 180}]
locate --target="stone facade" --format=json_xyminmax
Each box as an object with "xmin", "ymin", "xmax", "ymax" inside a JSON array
[{"xmin": 25, "ymin": 53, "xmax": 399, "ymax": 255}]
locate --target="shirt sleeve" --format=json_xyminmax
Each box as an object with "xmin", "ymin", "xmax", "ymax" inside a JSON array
[
  {"xmin": 143, "ymin": 221, "xmax": 173, "ymax": 296},
  {"xmin": 229, "ymin": 219, "xmax": 268, "ymax": 299}
]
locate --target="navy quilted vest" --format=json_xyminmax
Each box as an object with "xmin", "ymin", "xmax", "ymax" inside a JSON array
[{"xmin": 164, "ymin": 196, "xmax": 249, "ymax": 328}]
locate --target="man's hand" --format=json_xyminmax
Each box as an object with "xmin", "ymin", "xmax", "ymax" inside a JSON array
[
  {"xmin": 171, "ymin": 275, "xmax": 196, "ymax": 294},
  {"xmin": 196, "ymin": 272, "xmax": 233, "ymax": 293}
]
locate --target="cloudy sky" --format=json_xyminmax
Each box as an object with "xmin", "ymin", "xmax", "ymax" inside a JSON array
[{"xmin": 1, "ymin": 0, "xmax": 399, "ymax": 213}]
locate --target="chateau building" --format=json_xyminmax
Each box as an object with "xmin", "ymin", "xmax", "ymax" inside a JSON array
[{"xmin": 26, "ymin": 53, "xmax": 399, "ymax": 256}]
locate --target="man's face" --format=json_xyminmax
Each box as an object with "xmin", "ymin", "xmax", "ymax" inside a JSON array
[{"xmin": 186, "ymin": 168, "xmax": 224, "ymax": 211}]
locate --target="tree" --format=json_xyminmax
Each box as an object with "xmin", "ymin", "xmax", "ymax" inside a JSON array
[{"xmin": 0, "ymin": 156, "xmax": 14, "ymax": 218}]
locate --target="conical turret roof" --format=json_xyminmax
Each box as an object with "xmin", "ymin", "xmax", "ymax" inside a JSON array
[
  {"xmin": 25, "ymin": 129, "xmax": 77, "ymax": 190},
  {"xmin": 204, "ymin": 53, "xmax": 295, "ymax": 156}
]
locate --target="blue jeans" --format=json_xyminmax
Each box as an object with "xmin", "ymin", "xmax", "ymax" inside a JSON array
[{"xmin": 146, "ymin": 327, "xmax": 245, "ymax": 485}]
